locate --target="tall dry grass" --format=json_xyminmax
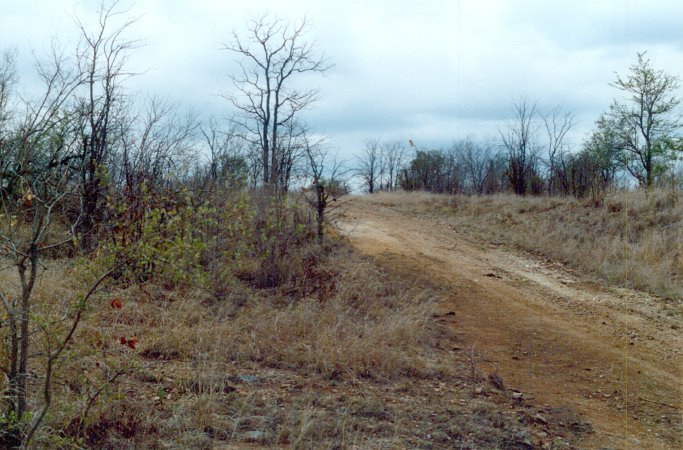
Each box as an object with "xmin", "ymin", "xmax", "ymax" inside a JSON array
[
  {"xmin": 0, "ymin": 189, "xmax": 602, "ymax": 448},
  {"xmin": 2, "ymin": 227, "xmax": 443, "ymax": 447},
  {"xmin": 116, "ymin": 248, "xmax": 438, "ymax": 382},
  {"xmin": 365, "ymin": 189, "xmax": 683, "ymax": 299}
]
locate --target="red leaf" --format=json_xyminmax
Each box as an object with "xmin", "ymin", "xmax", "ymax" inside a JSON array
[
  {"xmin": 120, "ymin": 336, "xmax": 127, "ymax": 345},
  {"xmin": 127, "ymin": 336, "xmax": 138, "ymax": 349},
  {"xmin": 110, "ymin": 298, "xmax": 123, "ymax": 309}
]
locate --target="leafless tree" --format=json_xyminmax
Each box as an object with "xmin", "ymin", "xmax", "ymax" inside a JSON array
[
  {"xmin": 500, "ymin": 98, "xmax": 541, "ymax": 195},
  {"xmin": 131, "ymin": 98, "xmax": 198, "ymax": 188},
  {"xmin": 222, "ymin": 15, "xmax": 331, "ymax": 192},
  {"xmin": 0, "ymin": 49, "xmax": 16, "ymax": 129},
  {"xmin": 380, "ymin": 140, "xmax": 406, "ymax": 191},
  {"xmin": 455, "ymin": 137, "xmax": 496, "ymax": 195},
  {"xmin": 74, "ymin": 0, "xmax": 140, "ymax": 250},
  {"xmin": 482, "ymin": 155, "xmax": 509, "ymax": 194},
  {"xmin": 301, "ymin": 134, "xmax": 346, "ymax": 246},
  {"xmin": 542, "ymin": 107, "xmax": 575, "ymax": 195},
  {"xmin": 357, "ymin": 138, "xmax": 382, "ymax": 193},
  {"xmin": 0, "ymin": 49, "xmax": 18, "ymax": 198},
  {"xmin": 200, "ymin": 117, "xmax": 247, "ymax": 188},
  {"xmin": 275, "ymin": 119, "xmax": 307, "ymax": 192}
]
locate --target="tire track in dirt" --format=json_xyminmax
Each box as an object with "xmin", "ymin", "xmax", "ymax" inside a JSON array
[{"xmin": 336, "ymin": 198, "xmax": 682, "ymax": 450}]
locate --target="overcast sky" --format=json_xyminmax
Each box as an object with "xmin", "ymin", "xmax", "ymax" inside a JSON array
[{"xmin": 2, "ymin": 0, "xmax": 683, "ymax": 158}]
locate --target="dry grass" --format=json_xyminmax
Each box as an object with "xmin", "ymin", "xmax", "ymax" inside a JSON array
[
  {"xmin": 0, "ymin": 238, "xmax": 576, "ymax": 448},
  {"xmin": 362, "ymin": 188, "xmax": 683, "ymax": 298},
  {"xmin": 0, "ymin": 237, "xmax": 447, "ymax": 448},
  {"xmin": 0, "ymin": 192, "xmax": 596, "ymax": 448}
]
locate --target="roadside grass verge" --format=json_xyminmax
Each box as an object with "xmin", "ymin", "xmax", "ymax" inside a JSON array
[{"xmin": 359, "ymin": 189, "xmax": 683, "ymax": 299}]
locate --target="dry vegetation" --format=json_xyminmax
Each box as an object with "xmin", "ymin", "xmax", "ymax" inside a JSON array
[
  {"xmin": 5, "ymin": 4, "xmax": 678, "ymax": 448},
  {"xmin": 0, "ymin": 192, "xmax": 591, "ymax": 449},
  {"xmin": 362, "ymin": 188, "xmax": 683, "ymax": 299}
]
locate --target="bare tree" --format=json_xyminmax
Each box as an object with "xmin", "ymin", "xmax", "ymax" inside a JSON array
[
  {"xmin": 200, "ymin": 117, "xmax": 247, "ymax": 188},
  {"xmin": 75, "ymin": 1, "xmax": 139, "ymax": 250},
  {"xmin": 131, "ymin": 98, "xmax": 198, "ymax": 188},
  {"xmin": 456, "ymin": 137, "xmax": 496, "ymax": 195},
  {"xmin": 357, "ymin": 138, "xmax": 381, "ymax": 193},
  {"xmin": 500, "ymin": 98, "xmax": 541, "ymax": 195},
  {"xmin": 222, "ymin": 16, "xmax": 330, "ymax": 192},
  {"xmin": 0, "ymin": 49, "xmax": 16, "ymax": 130},
  {"xmin": 276, "ymin": 119, "xmax": 307, "ymax": 191},
  {"xmin": 0, "ymin": 49, "xmax": 18, "ymax": 198},
  {"xmin": 301, "ymin": 134, "xmax": 346, "ymax": 246},
  {"xmin": 542, "ymin": 107, "xmax": 575, "ymax": 195},
  {"xmin": 482, "ymin": 154, "xmax": 508, "ymax": 194},
  {"xmin": 381, "ymin": 140, "xmax": 406, "ymax": 191}
]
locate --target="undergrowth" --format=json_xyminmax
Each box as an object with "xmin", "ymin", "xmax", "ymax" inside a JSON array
[
  {"xmin": 0, "ymin": 188, "xmax": 595, "ymax": 448},
  {"xmin": 0, "ymin": 190, "xmax": 449, "ymax": 448}
]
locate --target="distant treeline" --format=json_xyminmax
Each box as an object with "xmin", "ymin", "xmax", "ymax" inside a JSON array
[{"xmin": 356, "ymin": 53, "xmax": 683, "ymax": 200}]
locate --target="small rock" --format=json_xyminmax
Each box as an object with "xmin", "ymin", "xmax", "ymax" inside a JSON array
[
  {"xmin": 239, "ymin": 375, "xmax": 259, "ymax": 383},
  {"xmin": 534, "ymin": 413, "xmax": 548, "ymax": 425},
  {"xmin": 244, "ymin": 430, "xmax": 266, "ymax": 442},
  {"xmin": 512, "ymin": 392, "xmax": 524, "ymax": 400}
]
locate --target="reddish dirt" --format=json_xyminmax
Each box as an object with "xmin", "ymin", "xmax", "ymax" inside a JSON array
[{"xmin": 336, "ymin": 197, "xmax": 682, "ymax": 450}]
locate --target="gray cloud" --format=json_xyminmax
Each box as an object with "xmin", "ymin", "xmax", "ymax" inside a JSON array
[{"xmin": 2, "ymin": 0, "xmax": 683, "ymax": 158}]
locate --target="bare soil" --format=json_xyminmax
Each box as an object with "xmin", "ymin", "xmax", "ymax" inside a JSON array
[{"xmin": 336, "ymin": 196, "xmax": 682, "ymax": 450}]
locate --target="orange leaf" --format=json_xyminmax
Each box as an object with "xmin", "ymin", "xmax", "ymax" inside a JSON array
[
  {"xmin": 110, "ymin": 298, "xmax": 123, "ymax": 309},
  {"xmin": 24, "ymin": 190, "xmax": 33, "ymax": 209}
]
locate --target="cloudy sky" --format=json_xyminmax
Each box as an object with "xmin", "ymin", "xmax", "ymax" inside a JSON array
[{"xmin": 2, "ymin": 0, "xmax": 683, "ymax": 157}]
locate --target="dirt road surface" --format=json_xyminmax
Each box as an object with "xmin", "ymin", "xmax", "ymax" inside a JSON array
[{"xmin": 336, "ymin": 197, "xmax": 682, "ymax": 449}]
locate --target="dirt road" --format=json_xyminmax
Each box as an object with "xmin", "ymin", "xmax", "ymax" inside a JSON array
[{"xmin": 336, "ymin": 197, "xmax": 682, "ymax": 449}]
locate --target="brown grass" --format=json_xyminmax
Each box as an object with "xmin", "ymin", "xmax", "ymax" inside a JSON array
[
  {"xmin": 361, "ymin": 189, "xmax": 683, "ymax": 298},
  {"xmin": 0, "ymin": 193, "xmax": 593, "ymax": 448},
  {"xmin": 1, "ymin": 237, "xmax": 447, "ymax": 448}
]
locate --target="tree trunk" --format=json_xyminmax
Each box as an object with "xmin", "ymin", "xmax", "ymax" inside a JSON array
[
  {"xmin": 17, "ymin": 245, "xmax": 37, "ymax": 419},
  {"xmin": 316, "ymin": 183, "xmax": 326, "ymax": 246}
]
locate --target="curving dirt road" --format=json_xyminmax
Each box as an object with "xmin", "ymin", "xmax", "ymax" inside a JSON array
[{"xmin": 336, "ymin": 197, "xmax": 682, "ymax": 449}]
